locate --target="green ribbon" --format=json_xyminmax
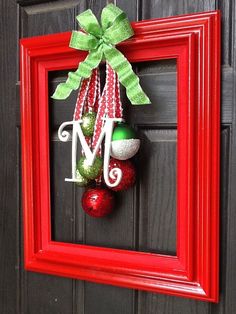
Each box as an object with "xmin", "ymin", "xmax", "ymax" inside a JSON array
[{"xmin": 52, "ymin": 4, "xmax": 150, "ymax": 105}]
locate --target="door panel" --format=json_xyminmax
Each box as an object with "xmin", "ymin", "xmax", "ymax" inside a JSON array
[
  {"xmin": 0, "ymin": 0, "xmax": 235, "ymax": 313},
  {"xmin": 138, "ymin": 128, "xmax": 176, "ymax": 255}
]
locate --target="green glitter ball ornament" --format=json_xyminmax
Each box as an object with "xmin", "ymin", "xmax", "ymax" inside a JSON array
[
  {"xmin": 81, "ymin": 112, "xmax": 96, "ymax": 137},
  {"xmin": 75, "ymin": 168, "xmax": 92, "ymax": 187},
  {"xmin": 78, "ymin": 156, "xmax": 103, "ymax": 180}
]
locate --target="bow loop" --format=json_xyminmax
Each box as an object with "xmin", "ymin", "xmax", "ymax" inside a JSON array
[
  {"xmin": 101, "ymin": 4, "xmax": 133, "ymax": 45},
  {"xmin": 103, "ymin": 18, "xmax": 134, "ymax": 45},
  {"xmin": 76, "ymin": 9, "xmax": 102, "ymax": 37},
  {"xmin": 101, "ymin": 4, "xmax": 124, "ymax": 30},
  {"xmin": 70, "ymin": 31, "xmax": 99, "ymax": 51}
]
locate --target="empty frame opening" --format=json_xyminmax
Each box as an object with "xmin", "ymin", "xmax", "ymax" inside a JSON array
[{"xmin": 48, "ymin": 59, "xmax": 177, "ymax": 256}]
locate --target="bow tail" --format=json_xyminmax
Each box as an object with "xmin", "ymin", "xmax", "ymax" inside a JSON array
[
  {"xmin": 52, "ymin": 47, "xmax": 103, "ymax": 100},
  {"xmin": 103, "ymin": 45, "xmax": 151, "ymax": 105}
]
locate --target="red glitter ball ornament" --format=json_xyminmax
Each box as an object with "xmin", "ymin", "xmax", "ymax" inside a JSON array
[
  {"xmin": 81, "ymin": 187, "xmax": 114, "ymax": 217},
  {"xmin": 108, "ymin": 158, "xmax": 136, "ymax": 191}
]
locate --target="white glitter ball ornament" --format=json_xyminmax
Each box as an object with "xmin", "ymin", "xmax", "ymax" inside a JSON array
[{"xmin": 110, "ymin": 139, "xmax": 140, "ymax": 160}]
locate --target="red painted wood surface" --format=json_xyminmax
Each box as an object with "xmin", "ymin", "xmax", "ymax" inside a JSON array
[{"xmin": 20, "ymin": 11, "xmax": 220, "ymax": 302}]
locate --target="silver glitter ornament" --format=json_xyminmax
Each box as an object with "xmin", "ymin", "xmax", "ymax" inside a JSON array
[{"xmin": 110, "ymin": 139, "xmax": 140, "ymax": 160}]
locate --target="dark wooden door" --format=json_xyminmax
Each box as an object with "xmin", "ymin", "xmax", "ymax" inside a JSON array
[{"xmin": 1, "ymin": 0, "xmax": 236, "ymax": 313}]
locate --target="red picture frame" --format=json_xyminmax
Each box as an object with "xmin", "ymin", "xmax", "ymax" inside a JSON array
[{"xmin": 20, "ymin": 11, "xmax": 220, "ymax": 302}]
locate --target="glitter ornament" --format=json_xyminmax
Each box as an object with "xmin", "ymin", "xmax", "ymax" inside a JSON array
[
  {"xmin": 112, "ymin": 123, "xmax": 136, "ymax": 141},
  {"xmin": 82, "ymin": 187, "xmax": 114, "ymax": 217},
  {"xmin": 108, "ymin": 158, "xmax": 136, "ymax": 191},
  {"xmin": 111, "ymin": 139, "xmax": 140, "ymax": 160},
  {"xmin": 78, "ymin": 156, "xmax": 103, "ymax": 180},
  {"xmin": 81, "ymin": 112, "xmax": 96, "ymax": 137},
  {"xmin": 75, "ymin": 168, "xmax": 92, "ymax": 187},
  {"xmin": 111, "ymin": 123, "xmax": 140, "ymax": 160}
]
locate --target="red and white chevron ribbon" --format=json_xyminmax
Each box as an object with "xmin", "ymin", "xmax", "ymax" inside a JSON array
[
  {"xmin": 86, "ymin": 68, "xmax": 99, "ymax": 113},
  {"xmin": 73, "ymin": 77, "xmax": 90, "ymax": 121},
  {"xmin": 73, "ymin": 69, "xmax": 99, "ymax": 121},
  {"xmin": 92, "ymin": 63, "xmax": 123, "ymax": 152}
]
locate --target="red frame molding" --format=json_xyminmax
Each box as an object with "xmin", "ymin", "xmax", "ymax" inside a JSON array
[{"xmin": 20, "ymin": 11, "xmax": 220, "ymax": 302}]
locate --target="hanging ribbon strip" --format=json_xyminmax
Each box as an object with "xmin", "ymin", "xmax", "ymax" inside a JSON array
[
  {"xmin": 92, "ymin": 63, "xmax": 123, "ymax": 153},
  {"xmin": 73, "ymin": 68, "xmax": 99, "ymax": 121},
  {"xmin": 86, "ymin": 68, "xmax": 99, "ymax": 113},
  {"xmin": 115, "ymin": 73, "xmax": 123, "ymax": 118},
  {"xmin": 92, "ymin": 66, "xmax": 109, "ymax": 154},
  {"xmin": 73, "ymin": 77, "xmax": 91, "ymax": 121},
  {"xmin": 73, "ymin": 69, "xmax": 100, "ymax": 155},
  {"xmin": 52, "ymin": 4, "xmax": 150, "ymax": 105}
]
